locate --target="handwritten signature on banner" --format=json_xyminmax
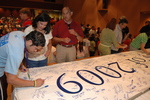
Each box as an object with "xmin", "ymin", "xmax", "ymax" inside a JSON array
[
  {"xmin": 18, "ymin": 51, "xmax": 150, "ymax": 100},
  {"xmin": 55, "ymin": 56, "xmax": 149, "ymax": 99},
  {"xmin": 57, "ymin": 61, "xmax": 136, "ymax": 94}
]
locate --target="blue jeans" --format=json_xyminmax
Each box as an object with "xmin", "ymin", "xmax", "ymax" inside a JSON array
[{"xmin": 26, "ymin": 58, "xmax": 48, "ymax": 68}]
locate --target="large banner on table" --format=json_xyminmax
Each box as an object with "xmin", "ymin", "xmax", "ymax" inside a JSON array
[{"xmin": 14, "ymin": 50, "xmax": 150, "ymax": 100}]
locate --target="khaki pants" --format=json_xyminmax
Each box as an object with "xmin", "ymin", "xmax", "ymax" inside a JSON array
[{"xmin": 56, "ymin": 44, "xmax": 76, "ymax": 63}]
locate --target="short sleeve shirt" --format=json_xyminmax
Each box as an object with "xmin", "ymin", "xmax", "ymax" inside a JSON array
[
  {"xmin": 90, "ymin": 41, "xmax": 96, "ymax": 51},
  {"xmin": 0, "ymin": 31, "xmax": 25, "ymax": 77},
  {"xmin": 22, "ymin": 18, "xmax": 32, "ymax": 30},
  {"xmin": 52, "ymin": 19, "xmax": 84, "ymax": 45},
  {"xmin": 131, "ymin": 33, "xmax": 148, "ymax": 49},
  {"xmin": 100, "ymin": 28, "xmax": 119, "ymax": 47}
]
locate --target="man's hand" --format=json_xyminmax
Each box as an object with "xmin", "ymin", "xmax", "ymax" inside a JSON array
[
  {"xmin": 69, "ymin": 29, "xmax": 78, "ymax": 36},
  {"xmin": 62, "ymin": 37, "xmax": 71, "ymax": 43},
  {"xmin": 35, "ymin": 78, "xmax": 45, "ymax": 87},
  {"xmin": 45, "ymin": 50, "xmax": 51, "ymax": 57}
]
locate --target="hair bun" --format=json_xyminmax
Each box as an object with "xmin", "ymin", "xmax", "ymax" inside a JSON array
[{"xmin": 120, "ymin": 16, "xmax": 126, "ymax": 20}]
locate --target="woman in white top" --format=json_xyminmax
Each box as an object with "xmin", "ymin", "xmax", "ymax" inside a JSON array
[
  {"xmin": 24, "ymin": 13, "xmax": 53, "ymax": 68},
  {"xmin": 111, "ymin": 16, "xmax": 128, "ymax": 54}
]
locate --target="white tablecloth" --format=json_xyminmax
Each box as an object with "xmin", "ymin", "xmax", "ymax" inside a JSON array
[{"xmin": 13, "ymin": 50, "xmax": 150, "ymax": 100}]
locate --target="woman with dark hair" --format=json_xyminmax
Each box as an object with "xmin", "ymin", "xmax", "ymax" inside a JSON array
[
  {"xmin": 111, "ymin": 16, "xmax": 128, "ymax": 54},
  {"xmin": 31, "ymin": 13, "xmax": 51, "ymax": 34},
  {"xmin": 98, "ymin": 18, "xmax": 127, "ymax": 56},
  {"xmin": 24, "ymin": 13, "xmax": 52, "ymax": 68},
  {"xmin": 130, "ymin": 31, "xmax": 150, "ymax": 54},
  {"xmin": 76, "ymin": 41, "xmax": 86, "ymax": 59}
]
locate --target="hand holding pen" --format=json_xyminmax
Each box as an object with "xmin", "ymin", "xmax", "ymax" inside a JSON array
[
  {"xmin": 20, "ymin": 66, "xmax": 28, "ymax": 72},
  {"xmin": 19, "ymin": 66, "xmax": 31, "ymax": 79},
  {"xmin": 22, "ymin": 68, "xmax": 31, "ymax": 79},
  {"xmin": 61, "ymin": 37, "xmax": 71, "ymax": 43},
  {"xmin": 34, "ymin": 78, "xmax": 45, "ymax": 87}
]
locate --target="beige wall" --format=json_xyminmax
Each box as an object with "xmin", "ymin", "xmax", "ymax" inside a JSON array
[{"xmin": 64, "ymin": 0, "xmax": 150, "ymax": 36}]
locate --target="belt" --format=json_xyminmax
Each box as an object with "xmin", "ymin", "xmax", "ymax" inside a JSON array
[{"xmin": 59, "ymin": 43, "xmax": 75, "ymax": 48}]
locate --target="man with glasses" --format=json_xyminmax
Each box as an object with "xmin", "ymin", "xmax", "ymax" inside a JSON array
[{"xmin": 52, "ymin": 7, "xmax": 84, "ymax": 63}]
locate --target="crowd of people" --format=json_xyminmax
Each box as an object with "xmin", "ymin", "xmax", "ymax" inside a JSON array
[{"xmin": 0, "ymin": 6, "xmax": 150, "ymax": 100}]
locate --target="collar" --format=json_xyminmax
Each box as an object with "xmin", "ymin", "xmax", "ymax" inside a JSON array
[
  {"xmin": 64, "ymin": 19, "xmax": 73, "ymax": 24},
  {"xmin": 23, "ymin": 18, "xmax": 31, "ymax": 22}
]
